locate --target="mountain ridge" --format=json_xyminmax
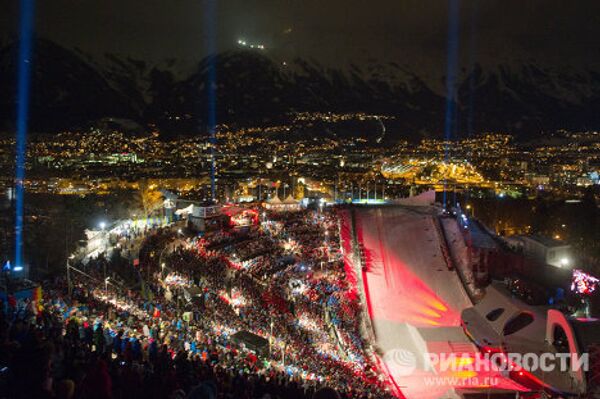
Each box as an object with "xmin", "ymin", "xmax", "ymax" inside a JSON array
[{"xmin": 1, "ymin": 38, "xmax": 599, "ymax": 139}]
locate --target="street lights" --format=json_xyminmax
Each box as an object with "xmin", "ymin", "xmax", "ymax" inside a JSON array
[
  {"xmin": 466, "ymin": 204, "xmax": 475, "ymax": 218},
  {"xmin": 67, "ymin": 254, "xmax": 75, "ymax": 297},
  {"xmin": 104, "ymin": 277, "xmax": 110, "ymax": 297},
  {"xmin": 269, "ymin": 318, "xmax": 274, "ymax": 356},
  {"xmin": 157, "ymin": 246, "xmax": 171, "ymax": 280},
  {"xmin": 99, "ymin": 221, "xmax": 107, "ymax": 230}
]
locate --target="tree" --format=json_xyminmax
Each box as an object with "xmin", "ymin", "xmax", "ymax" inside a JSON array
[
  {"xmin": 294, "ymin": 181, "xmax": 305, "ymax": 200},
  {"xmin": 531, "ymin": 196, "xmax": 551, "ymax": 235},
  {"xmin": 138, "ymin": 181, "xmax": 163, "ymax": 217},
  {"xmin": 573, "ymin": 187, "xmax": 599, "ymax": 253}
]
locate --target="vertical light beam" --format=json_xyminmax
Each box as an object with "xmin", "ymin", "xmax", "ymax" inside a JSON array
[
  {"xmin": 466, "ymin": 2, "xmax": 479, "ymax": 139},
  {"xmin": 443, "ymin": 0, "xmax": 460, "ymax": 208},
  {"xmin": 14, "ymin": 0, "xmax": 35, "ymax": 268},
  {"xmin": 203, "ymin": 0, "xmax": 217, "ymax": 201},
  {"xmin": 465, "ymin": 2, "xmax": 479, "ymax": 207}
]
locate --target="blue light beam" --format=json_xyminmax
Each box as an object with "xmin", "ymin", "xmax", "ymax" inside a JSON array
[
  {"xmin": 466, "ymin": 2, "xmax": 479, "ymax": 138},
  {"xmin": 203, "ymin": 0, "xmax": 217, "ymax": 201},
  {"xmin": 14, "ymin": 0, "xmax": 35, "ymax": 268},
  {"xmin": 443, "ymin": 0, "xmax": 460, "ymax": 208}
]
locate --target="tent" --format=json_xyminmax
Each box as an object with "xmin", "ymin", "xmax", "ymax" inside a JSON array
[
  {"xmin": 263, "ymin": 195, "xmax": 281, "ymax": 210},
  {"xmin": 282, "ymin": 195, "xmax": 301, "ymax": 211},
  {"xmin": 283, "ymin": 195, "xmax": 299, "ymax": 205},
  {"xmin": 264, "ymin": 195, "xmax": 301, "ymax": 211}
]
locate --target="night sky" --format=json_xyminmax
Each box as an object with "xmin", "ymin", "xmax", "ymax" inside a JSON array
[{"xmin": 2, "ymin": 0, "xmax": 600, "ymax": 83}]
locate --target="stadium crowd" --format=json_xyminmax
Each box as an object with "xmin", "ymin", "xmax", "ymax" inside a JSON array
[{"xmin": 0, "ymin": 208, "xmax": 398, "ymax": 399}]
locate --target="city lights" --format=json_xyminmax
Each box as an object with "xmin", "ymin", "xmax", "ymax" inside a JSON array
[
  {"xmin": 237, "ymin": 39, "xmax": 265, "ymax": 50},
  {"xmin": 1, "ymin": 4, "xmax": 599, "ymax": 399}
]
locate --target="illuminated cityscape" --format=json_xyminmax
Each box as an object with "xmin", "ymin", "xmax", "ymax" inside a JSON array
[{"xmin": 1, "ymin": 2, "xmax": 600, "ymax": 399}]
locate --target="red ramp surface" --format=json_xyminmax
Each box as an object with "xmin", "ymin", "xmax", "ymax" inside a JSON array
[{"xmin": 341, "ymin": 206, "xmax": 529, "ymax": 399}]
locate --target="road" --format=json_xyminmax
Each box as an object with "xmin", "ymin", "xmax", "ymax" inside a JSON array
[{"xmin": 342, "ymin": 206, "xmax": 527, "ymax": 399}]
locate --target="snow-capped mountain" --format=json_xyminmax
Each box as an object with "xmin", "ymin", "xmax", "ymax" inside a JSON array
[{"xmin": 1, "ymin": 38, "xmax": 599, "ymax": 139}]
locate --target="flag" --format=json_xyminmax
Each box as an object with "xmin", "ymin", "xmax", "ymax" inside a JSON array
[{"xmin": 33, "ymin": 286, "xmax": 43, "ymax": 311}]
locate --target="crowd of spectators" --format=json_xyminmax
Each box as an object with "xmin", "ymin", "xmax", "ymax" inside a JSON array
[{"xmin": 0, "ymin": 208, "xmax": 398, "ymax": 399}]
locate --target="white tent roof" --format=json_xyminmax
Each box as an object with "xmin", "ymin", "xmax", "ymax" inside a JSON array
[
  {"xmin": 267, "ymin": 195, "xmax": 282, "ymax": 204},
  {"xmin": 282, "ymin": 195, "xmax": 299, "ymax": 204}
]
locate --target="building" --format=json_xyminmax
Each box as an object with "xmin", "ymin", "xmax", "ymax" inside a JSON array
[
  {"xmin": 525, "ymin": 174, "xmax": 550, "ymax": 187},
  {"xmin": 461, "ymin": 282, "xmax": 598, "ymax": 397},
  {"xmin": 506, "ymin": 235, "xmax": 572, "ymax": 268},
  {"xmin": 175, "ymin": 200, "xmax": 226, "ymax": 233}
]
